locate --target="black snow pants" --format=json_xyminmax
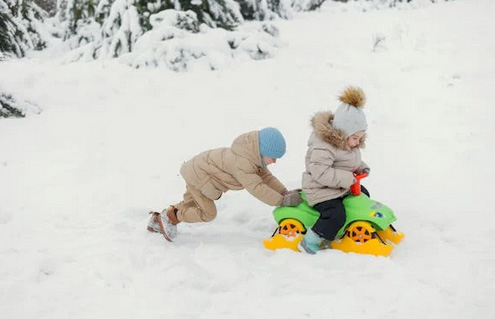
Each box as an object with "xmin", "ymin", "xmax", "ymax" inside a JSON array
[{"xmin": 312, "ymin": 186, "xmax": 370, "ymax": 241}]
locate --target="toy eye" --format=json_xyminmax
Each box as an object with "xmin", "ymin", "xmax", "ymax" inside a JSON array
[{"xmin": 374, "ymin": 212, "xmax": 384, "ymax": 218}]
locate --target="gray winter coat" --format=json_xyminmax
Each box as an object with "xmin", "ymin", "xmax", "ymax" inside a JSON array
[{"xmin": 302, "ymin": 112, "xmax": 369, "ymax": 206}]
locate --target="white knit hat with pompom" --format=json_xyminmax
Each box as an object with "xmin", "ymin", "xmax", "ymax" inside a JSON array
[{"xmin": 332, "ymin": 86, "xmax": 367, "ymax": 137}]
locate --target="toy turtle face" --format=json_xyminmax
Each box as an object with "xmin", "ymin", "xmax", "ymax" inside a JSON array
[{"xmin": 369, "ymin": 202, "xmax": 389, "ymax": 219}]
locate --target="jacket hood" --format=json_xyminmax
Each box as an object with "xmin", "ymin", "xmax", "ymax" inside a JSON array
[
  {"xmin": 311, "ymin": 111, "xmax": 366, "ymax": 150},
  {"xmin": 231, "ymin": 131, "xmax": 263, "ymax": 167}
]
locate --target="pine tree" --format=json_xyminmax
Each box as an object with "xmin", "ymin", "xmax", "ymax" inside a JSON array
[
  {"xmin": 100, "ymin": 0, "xmax": 143, "ymax": 57},
  {"xmin": 291, "ymin": 0, "xmax": 325, "ymax": 12},
  {"xmin": 0, "ymin": 0, "xmax": 46, "ymax": 57},
  {"xmin": 59, "ymin": 0, "xmax": 246, "ymax": 59},
  {"xmin": 0, "ymin": 90, "xmax": 39, "ymax": 118},
  {"xmin": 176, "ymin": 0, "xmax": 243, "ymax": 30},
  {"xmin": 0, "ymin": 92, "xmax": 25, "ymax": 118},
  {"xmin": 57, "ymin": 0, "xmax": 98, "ymax": 38},
  {"xmin": 0, "ymin": 2, "xmax": 14, "ymax": 55},
  {"xmin": 235, "ymin": 0, "xmax": 293, "ymax": 20},
  {"xmin": 34, "ymin": 0, "xmax": 56, "ymax": 15}
]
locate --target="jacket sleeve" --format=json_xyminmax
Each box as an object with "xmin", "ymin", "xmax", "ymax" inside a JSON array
[
  {"xmin": 259, "ymin": 168, "xmax": 288, "ymax": 194},
  {"xmin": 233, "ymin": 167, "xmax": 284, "ymax": 206},
  {"xmin": 307, "ymin": 147, "xmax": 355, "ymax": 189}
]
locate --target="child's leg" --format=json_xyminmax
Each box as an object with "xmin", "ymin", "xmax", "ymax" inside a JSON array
[
  {"xmin": 312, "ymin": 198, "xmax": 346, "ymax": 241},
  {"xmin": 175, "ymin": 185, "xmax": 218, "ymax": 223}
]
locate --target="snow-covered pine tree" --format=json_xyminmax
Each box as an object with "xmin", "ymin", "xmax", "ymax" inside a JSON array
[
  {"xmin": 100, "ymin": 0, "xmax": 142, "ymax": 57},
  {"xmin": 56, "ymin": 0, "xmax": 98, "ymax": 39},
  {"xmin": 0, "ymin": 1, "xmax": 13, "ymax": 54},
  {"xmin": 174, "ymin": 0, "xmax": 243, "ymax": 30},
  {"xmin": 34, "ymin": 0, "xmax": 56, "ymax": 15},
  {"xmin": 55, "ymin": 0, "xmax": 162, "ymax": 59},
  {"xmin": 291, "ymin": 0, "xmax": 325, "ymax": 12},
  {"xmin": 0, "ymin": 92, "xmax": 24, "ymax": 118},
  {"xmin": 0, "ymin": 90, "xmax": 40, "ymax": 118},
  {"xmin": 235, "ymin": 0, "xmax": 293, "ymax": 20},
  {"xmin": 59, "ymin": 0, "xmax": 246, "ymax": 59},
  {"xmin": 0, "ymin": 0, "xmax": 46, "ymax": 57},
  {"xmin": 98, "ymin": 0, "xmax": 244, "ymax": 33},
  {"xmin": 132, "ymin": 0, "xmax": 242, "ymax": 31}
]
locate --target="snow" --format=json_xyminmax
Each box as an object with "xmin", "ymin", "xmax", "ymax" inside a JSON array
[
  {"xmin": 122, "ymin": 12, "xmax": 281, "ymax": 71},
  {"xmin": 1, "ymin": 0, "xmax": 494, "ymax": 318}
]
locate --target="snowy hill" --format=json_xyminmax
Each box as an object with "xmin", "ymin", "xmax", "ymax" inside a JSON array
[{"xmin": 1, "ymin": 0, "xmax": 494, "ymax": 318}]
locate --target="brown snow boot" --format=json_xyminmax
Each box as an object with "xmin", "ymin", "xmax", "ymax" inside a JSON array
[{"xmin": 166, "ymin": 205, "xmax": 180, "ymax": 225}]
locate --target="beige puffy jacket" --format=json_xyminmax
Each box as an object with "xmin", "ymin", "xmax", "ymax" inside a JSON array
[
  {"xmin": 180, "ymin": 131, "xmax": 287, "ymax": 206},
  {"xmin": 302, "ymin": 112, "xmax": 369, "ymax": 206}
]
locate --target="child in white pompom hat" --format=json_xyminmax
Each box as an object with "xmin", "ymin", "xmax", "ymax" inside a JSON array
[{"xmin": 299, "ymin": 86, "xmax": 371, "ymax": 254}]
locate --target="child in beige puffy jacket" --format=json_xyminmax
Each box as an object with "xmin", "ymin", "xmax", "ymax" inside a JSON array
[
  {"xmin": 299, "ymin": 87, "xmax": 371, "ymax": 254},
  {"xmin": 148, "ymin": 127, "xmax": 302, "ymax": 242}
]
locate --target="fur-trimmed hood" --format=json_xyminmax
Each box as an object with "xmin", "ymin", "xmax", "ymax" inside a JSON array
[{"xmin": 311, "ymin": 111, "xmax": 366, "ymax": 150}]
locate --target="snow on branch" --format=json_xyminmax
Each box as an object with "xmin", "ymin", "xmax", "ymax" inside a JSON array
[
  {"xmin": 119, "ymin": 10, "xmax": 282, "ymax": 71},
  {"xmin": 0, "ymin": 90, "xmax": 41, "ymax": 118}
]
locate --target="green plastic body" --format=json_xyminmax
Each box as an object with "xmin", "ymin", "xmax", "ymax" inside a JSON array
[{"xmin": 272, "ymin": 192, "xmax": 396, "ymax": 238}]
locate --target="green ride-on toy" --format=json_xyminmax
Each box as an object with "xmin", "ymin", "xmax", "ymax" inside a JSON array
[{"xmin": 263, "ymin": 173, "xmax": 404, "ymax": 256}]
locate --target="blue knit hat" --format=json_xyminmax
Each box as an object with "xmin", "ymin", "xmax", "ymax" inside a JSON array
[{"xmin": 258, "ymin": 127, "xmax": 286, "ymax": 158}]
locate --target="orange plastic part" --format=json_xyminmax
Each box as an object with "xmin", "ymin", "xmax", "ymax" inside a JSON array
[
  {"xmin": 350, "ymin": 172, "xmax": 368, "ymax": 195},
  {"xmin": 377, "ymin": 226, "xmax": 405, "ymax": 245},
  {"xmin": 263, "ymin": 234, "xmax": 303, "ymax": 252},
  {"xmin": 263, "ymin": 219, "xmax": 306, "ymax": 251},
  {"xmin": 331, "ymin": 221, "xmax": 393, "ymax": 257},
  {"xmin": 330, "ymin": 236, "xmax": 394, "ymax": 257}
]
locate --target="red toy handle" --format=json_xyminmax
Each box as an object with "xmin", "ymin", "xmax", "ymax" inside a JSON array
[{"xmin": 350, "ymin": 172, "xmax": 368, "ymax": 195}]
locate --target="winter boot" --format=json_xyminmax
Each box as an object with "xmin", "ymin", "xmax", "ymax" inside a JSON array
[
  {"xmin": 298, "ymin": 228, "xmax": 324, "ymax": 254},
  {"xmin": 147, "ymin": 206, "xmax": 179, "ymax": 242}
]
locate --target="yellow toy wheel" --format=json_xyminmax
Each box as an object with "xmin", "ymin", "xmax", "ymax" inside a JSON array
[
  {"xmin": 278, "ymin": 219, "xmax": 306, "ymax": 238},
  {"xmin": 346, "ymin": 221, "xmax": 376, "ymax": 243}
]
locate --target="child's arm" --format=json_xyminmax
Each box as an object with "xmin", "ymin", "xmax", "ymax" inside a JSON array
[
  {"xmin": 308, "ymin": 148, "xmax": 355, "ymax": 189},
  {"xmin": 259, "ymin": 168, "xmax": 288, "ymax": 194},
  {"xmin": 233, "ymin": 169, "xmax": 284, "ymax": 206}
]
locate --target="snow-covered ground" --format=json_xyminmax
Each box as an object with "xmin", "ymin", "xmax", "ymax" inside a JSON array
[{"xmin": 1, "ymin": 0, "xmax": 494, "ymax": 318}]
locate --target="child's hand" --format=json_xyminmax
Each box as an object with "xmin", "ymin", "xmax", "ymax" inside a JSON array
[
  {"xmin": 282, "ymin": 191, "xmax": 303, "ymax": 206},
  {"xmin": 281, "ymin": 188, "xmax": 301, "ymax": 196}
]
